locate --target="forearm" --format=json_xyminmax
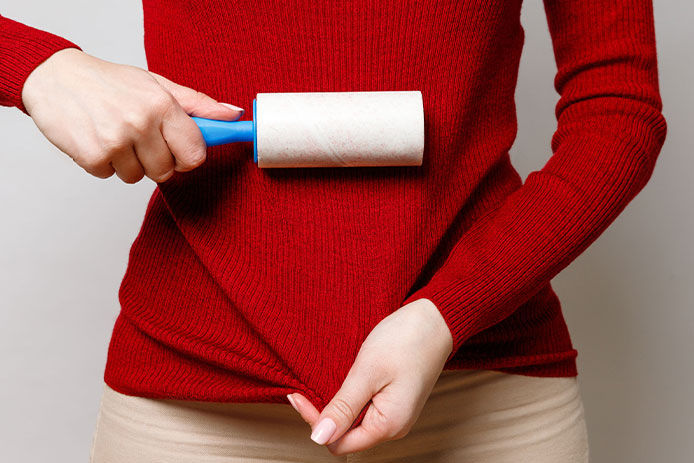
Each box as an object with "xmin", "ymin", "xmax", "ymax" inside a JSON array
[{"xmin": 402, "ymin": 0, "xmax": 667, "ymax": 359}]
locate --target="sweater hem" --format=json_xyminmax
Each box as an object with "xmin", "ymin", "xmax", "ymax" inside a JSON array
[
  {"xmin": 102, "ymin": 352, "xmax": 578, "ymax": 404},
  {"xmin": 103, "ymin": 311, "xmax": 578, "ymax": 404}
]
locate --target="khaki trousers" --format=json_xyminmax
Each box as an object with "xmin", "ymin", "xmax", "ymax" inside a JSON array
[{"xmin": 90, "ymin": 368, "xmax": 589, "ymax": 462}]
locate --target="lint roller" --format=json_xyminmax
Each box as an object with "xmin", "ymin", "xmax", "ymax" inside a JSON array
[{"xmin": 191, "ymin": 91, "xmax": 424, "ymax": 168}]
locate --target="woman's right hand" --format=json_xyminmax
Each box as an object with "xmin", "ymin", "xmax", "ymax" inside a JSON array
[{"xmin": 21, "ymin": 48, "xmax": 244, "ymax": 184}]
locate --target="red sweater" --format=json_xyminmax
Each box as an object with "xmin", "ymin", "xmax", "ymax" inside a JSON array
[{"xmin": 1, "ymin": 0, "xmax": 666, "ymax": 428}]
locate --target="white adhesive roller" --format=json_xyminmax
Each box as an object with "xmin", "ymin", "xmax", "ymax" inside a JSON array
[{"xmin": 192, "ymin": 91, "xmax": 424, "ymax": 168}]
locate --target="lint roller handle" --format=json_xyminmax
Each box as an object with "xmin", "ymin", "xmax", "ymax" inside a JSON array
[
  {"xmin": 192, "ymin": 98, "xmax": 259, "ymax": 163},
  {"xmin": 191, "ymin": 118, "xmax": 254, "ymax": 146}
]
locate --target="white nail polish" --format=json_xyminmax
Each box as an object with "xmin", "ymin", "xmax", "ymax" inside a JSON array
[
  {"xmin": 220, "ymin": 102, "xmax": 244, "ymax": 112},
  {"xmin": 287, "ymin": 393, "xmax": 298, "ymax": 411},
  {"xmin": 310, "ymin": 417, "xmax": 337, "ymax": 445}
]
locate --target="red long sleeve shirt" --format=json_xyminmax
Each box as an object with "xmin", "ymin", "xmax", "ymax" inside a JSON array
[{"xmin": 1, "ymin": 0, "xmax": 666, "ymax": 428}]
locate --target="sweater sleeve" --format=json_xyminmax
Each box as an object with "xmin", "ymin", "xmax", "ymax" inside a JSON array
[
  {"xmin": 0, "ymin": 14, "xmax": 81, "ymax": 114},
  {"xmin": 401, "ymin": 0, "xmax": 667, "ymax": 362}
]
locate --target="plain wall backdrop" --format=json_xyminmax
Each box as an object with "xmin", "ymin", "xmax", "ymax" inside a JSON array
[{"xmin": 0, "ymin": 1, "xmax": 691, "ymax": 461}]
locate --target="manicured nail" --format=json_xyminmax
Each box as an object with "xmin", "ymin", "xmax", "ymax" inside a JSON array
[
  {"xmin": 310, "ymin": 417, "xmax": 336, "ymax": 445},
  {"xmin": 220, "ymin": 103, "xmax": 244, "ymax": 120},
  {"xmin": 287, "ymin": 393, "xmax": 298, "ymax": 412},
  {"xmin": 220, "ymin": 102, "xmax": 244, "ymax": 112}
]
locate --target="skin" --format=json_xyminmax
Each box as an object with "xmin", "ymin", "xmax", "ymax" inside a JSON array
[
  {"xmin": 289, "ymin": 298, "xmax": 453, "ymax": 456},
  {"xmin": 21, "ymin": 48, "xmax": 455, "ymax": 456},
  {"xmin": 21, "ymin": 48, "xmax": 244, "ymax": 183}
]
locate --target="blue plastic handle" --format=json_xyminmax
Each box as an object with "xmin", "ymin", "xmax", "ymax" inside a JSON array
[
  {"xmin": 192, "ymin": 98, "xmax": 258, "ymax": 163},
  {"xmin": 191, "ymin": 117, "xmax": 254, "ymax": 146}
]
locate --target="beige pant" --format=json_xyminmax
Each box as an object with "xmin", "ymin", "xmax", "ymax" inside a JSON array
[{"xmin": 90, "ymin": 369, "xmax": 589, "ymax": 462}]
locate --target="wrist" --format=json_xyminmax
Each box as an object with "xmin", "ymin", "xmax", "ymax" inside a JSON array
[
  {"xmin": 406, "ymin": 298, "xmax": 453, "ymax": 357},
  {"xmin": 21, "ymin": 48, "xmax": 85, "ymax": 114}
]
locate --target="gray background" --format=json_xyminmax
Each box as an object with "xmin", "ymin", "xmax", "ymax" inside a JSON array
[{"xmin": 0, "ymin": 1, "xmax": 691, "ymax": 461}]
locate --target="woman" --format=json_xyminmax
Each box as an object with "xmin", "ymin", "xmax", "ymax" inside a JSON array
[{"xmin": 1, "ymin": 0, "xmax": 666, "ymax": 461}]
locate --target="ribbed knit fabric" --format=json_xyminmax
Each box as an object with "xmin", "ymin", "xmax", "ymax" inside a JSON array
[
  {"xmin": 1, "ymin": 0, "xmax": 666, "ymax": 428},
  {"xmin": 0, "ymin": 15, "xmax": 81, "ymax": 113}
]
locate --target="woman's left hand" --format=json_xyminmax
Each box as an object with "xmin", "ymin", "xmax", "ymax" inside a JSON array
[{"xmin": 286, "ymin": 298, "xmax": 453, "ymax": 456}]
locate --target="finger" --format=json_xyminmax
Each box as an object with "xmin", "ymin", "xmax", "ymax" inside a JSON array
[
  {"xmin": 325, "ymin": 402, "xmax": 394, "ymax": 455},
  {"xmin": 287, "ymin": 393, "xmax": 321, "ymax": 425},
  {"xmin": 81, "ymin": 156, "xmax": 115, "ymax": 179},
  {"xmin": 160, "ymin": 102, "xmax": 208, "ymax": 172},
  {"xmin": 150, "ymin": 72, "xmax": 244, "ymax": 120},
  {"xmin": 53, "ymin": 114, "xmax": 115, "ymax": 179},
  {"xmin": 134, "ymin": 128, "xmax": 175, "ymax": 183},
  {"xmin": 328, "ymin": 378, "xmax": 420, "ymax": 455},
  {"xmin": 110, "ymin": 147, "xmax": 145, "ymax": 184},
  {"xmin": 310, "ymin": 359, "xmax": 385, "ymax": 446}
]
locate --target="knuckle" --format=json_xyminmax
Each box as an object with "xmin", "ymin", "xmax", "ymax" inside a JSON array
[
  {"xmin": 188, "ymin": 148, "xmax": 207, "ymax": 167},
  {"xmin": 80, "ymin": 155, "xmax": 107, "ymax": 175},
  {"xmin": 176, "ymin": 146, "xmax": 206, "ymax": 170},
  {"xmin": 92, "ymin": 168, "xmax": 114, "ymax": 179},
  {"xmin": 151, "ymin": 169, "xmax": 174, "ymax": 183},
  {"xmin": 124, "ymin": 110, "xmax": 152, "ymax": 133},
  {"xmin": 151, "ymin": 91, "xmax": 175, "ymax": 114},
  {"xmin": 371, "ymin": 407, "xmax": 402, "ymax": 440},
  {"xmin": 329, "ymin": 397, "xmax": 357, "ymax": 424},
  {"xmin": 387, "ymin": 409, "xmax": 415, "ymax": 440},
  {"xmin": 382, "ymin": 420, "xmax": 403, "ymax": 440},
  {"xmin": 194, "ymin": 90, "xmax": 215, "ymax": 107},
  {"xmin": 99, "ymin": 130, "xmax": 129, "ymax": 155},
  {"xmin": 391, "ymin": 421, "xmax": 412, "ymax": 440}
]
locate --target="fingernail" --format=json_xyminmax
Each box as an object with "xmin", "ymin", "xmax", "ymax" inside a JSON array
[
  {"xmin": 220, "ymin": 102, "xmax": 244, "ymax": 112},
  {"xmin": 310, "ymin": 417, "xmax": 336, "ymax": 445},
  {"xmin": 287, "ymin": 393, "xmax": 298, "ymax": 412}
]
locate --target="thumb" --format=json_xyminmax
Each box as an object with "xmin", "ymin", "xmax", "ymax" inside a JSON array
[
  {"xmin": 310, "ymin": 361, "xmax": 382, "ymax": 446},
  {"xmin": 149, "ymin": 72, "xmax": 244, "ymax": 120}
]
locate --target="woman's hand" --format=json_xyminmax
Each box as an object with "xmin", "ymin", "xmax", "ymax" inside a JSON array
[
  {"xmin": 287, "ymin": 298, "xmax": 453, "ymax": 456},
  {"xmin": 21, "ymin": 48, "xmax": 244, "ymax": 184}
]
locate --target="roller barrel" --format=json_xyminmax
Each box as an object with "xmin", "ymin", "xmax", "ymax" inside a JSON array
[{"xmin": 255, "ymin": 90, "xmax": 424, "ymax": 168}]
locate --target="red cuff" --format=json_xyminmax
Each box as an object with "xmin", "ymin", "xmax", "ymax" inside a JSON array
[{"xmin": 0, "ymin": 15, "xmax": 81, "ymax": 114}]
